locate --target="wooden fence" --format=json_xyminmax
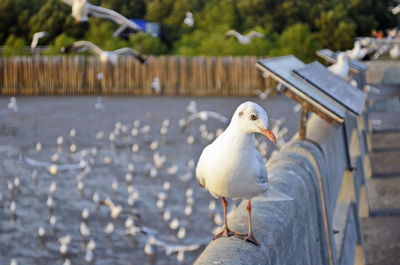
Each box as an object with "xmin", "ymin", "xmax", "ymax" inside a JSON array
[{"xmin": 0, "ymin": 56, "xmax": 275, "ymax": 96}]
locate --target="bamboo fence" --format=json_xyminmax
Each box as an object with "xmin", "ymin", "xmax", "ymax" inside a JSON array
[{"xmin": 0, "ymin": 56, "xmax": 277, "ymax": 96}]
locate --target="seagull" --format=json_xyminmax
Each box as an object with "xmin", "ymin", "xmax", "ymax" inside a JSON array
[
  {"xmin": 61, "ymin": 0, "xmax": 142, "ymax": 34},
  {"xmin": 328, "ymin": 52, "xmax": 350, "ymax": 79},
  {"xmin": 225, "ymin": 30, "xmax": 264, "ymax": 45},
  {"xmin": 61, "ymin": 41, "xmax": 147, "ymax": 65},
  {"xmin": 151, "ymin": 77, "xmax": 162, "ymax": 94},
  {"xmin": 196, "ymin": 101, "xmax": 292, "ymax": 245},
  {"xmin": 389, "ymin": 44, "xmax": 400, "ymax": 59},
  {"xmin": 183, "ymin": 12, "xmax": 194, "ymax": 27},
  {"xmin": 8, "ymin": 97, "xmax": 18, "ymax": 112},
  {"xmin": 101, "ymin": 198, "xmax": 122, "ymax": 219},
  {"xmin": 186, "ymin": 100, "xmax": 198, "ymax": 114},
  {"xmin": 347, "ymin": 40, "xmax": 368, "ymax": 60},
  {"xmin": 254, "ymin": 88, "xmax": 271, "ymax": 100},
  {"xmin": 391, "ymin": 4, "xmax": 400, "ymax": 15},
  {"xmin": 179, "ymin": 111, "xmax": 229, "ymax": 131},
  {"xmin": 31, "ymin": 31, "xmax": 48, "ymax": 51}
]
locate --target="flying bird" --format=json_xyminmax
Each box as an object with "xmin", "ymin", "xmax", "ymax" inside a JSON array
[
  {"xmin": 61, "ymin": 41, "xmax": 147, "ymax": 65},
  {"xmin": 328, "ymin": 52, "xmax": 350, "ymax": 79},
  {"xmin": 31, "ymin": 31, "xmax": 49, "ymax": 51},
  {"xmin": 196, "ymin": 101, "xmax": 292, "ymax": 245},
  {"xmin": 225, "ymin": 30, "xmax": 264, "ymax": 45},
  {"xmin": 179, "ymin": 111, "xmax": 229, "ymax": 131},
  {"xmin": 61, "ymin": 0, "xmax": 142, "ymax": 35}
]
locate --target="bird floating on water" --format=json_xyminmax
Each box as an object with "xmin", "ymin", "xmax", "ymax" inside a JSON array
[
  {"xmin": 61, "ymin": 41, "xmax": 147, "ymax": 65},
  {"xmin": 196, "ymin": 101, "xmax": 292, "ymax": 245},
  {"xmin": 8, "ymin": 97, "xmax": 18, "ymax": 112},
  {"xmin": 151, "ymin": 77, "xmax": 162, "ymax": 94},
  {"xmin": 225, "ymin": 30, "xmax": 264, "ymax": 45}
]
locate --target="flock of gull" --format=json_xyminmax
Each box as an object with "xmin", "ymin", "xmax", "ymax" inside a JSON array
[
  {"xmin": 2, "ymin": 97, "xmax": 290, "ymax": 264},
  {"xmin": 29, "ymin": 0, "xmax": 267, "ymax": 65}
]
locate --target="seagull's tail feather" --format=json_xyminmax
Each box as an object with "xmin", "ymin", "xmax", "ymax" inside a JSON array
[{"xmin": 256, "ymin": 186, "xmax": 293, "ymax": 201}]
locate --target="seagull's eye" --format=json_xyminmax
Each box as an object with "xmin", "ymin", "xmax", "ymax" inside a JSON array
[{"xmin": 249, "ymin": 113, "xmax": 257, "ymax": 121}]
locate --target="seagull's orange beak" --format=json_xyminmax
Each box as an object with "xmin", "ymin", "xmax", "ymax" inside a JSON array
[{"xmin": 259, "ymin": 127, "xmax": 276, "ymax": 143}]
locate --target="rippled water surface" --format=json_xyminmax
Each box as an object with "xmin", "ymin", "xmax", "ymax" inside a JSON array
[{"xmin": 0, "ymin": 96, "xmax": 298, "ymax": 265}]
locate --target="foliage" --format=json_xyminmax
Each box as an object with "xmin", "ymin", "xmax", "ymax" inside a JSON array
[
  {"xmin": 0, "ymin": 0, "xmax": 397, "ymax": 57},
  {"xmin": 2, "ymin": 35, "xmax": 27, "ymax": 56},
  {"xmin": 129, "ymin": 32, "xmax": 167, "ymax": 55},
  {"xmin": 272, "ymin": 23, "xmax": 321, "ymax": 62},
  {"xmin": 43, "ymin": 33, "xmax": 76, "ymax": 55}
]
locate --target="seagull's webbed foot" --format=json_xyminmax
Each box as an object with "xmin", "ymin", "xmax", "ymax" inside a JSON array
[
  {"xmin": 213, "ymin": 227, "xmax": 245, "ymax": 240},
  {"xmin": 243, "ymin": 234, "xmax": 261, "ymax": 246}
]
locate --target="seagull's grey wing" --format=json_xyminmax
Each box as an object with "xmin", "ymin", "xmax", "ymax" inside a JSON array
[
  {"xmin": 204, "ymin": 111, "xmax": 229, "ymax": 123},
  {"xmin": 225, "ymin": 30, "xmax": 240, "ymax": 38},
  {"xmin": 69, "ymin": 41, "xmax": 104, "ymax": 56},
  {"xmin": 87, "ymin": 4, "xmax": 142, "ymax": 32},
  {"xmin": 113, "ymin": 47, "xmax": 147, "ymax": 64},
  {"xmin": 247, "ymin": 31, "xmax": 264, "ymax": 39},
  {"xmin": 179, "ymin": 113, "xmax": 202, "ymax": 131}
]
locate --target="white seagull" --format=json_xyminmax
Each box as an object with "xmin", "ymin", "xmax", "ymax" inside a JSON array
[
  {"xmin": 347, "ymin": 40, "xmax": 368, "ymax": 60},
  {"xmin": 391, "ymin": 4, "xmax": 400, "ymax": 15},
  {"xmin": 61, "ymin": 0, "xmax": 142, "ymax": 34},
  {"xmin": 151, "ymin": 77, "xmax": 162, "ymax": 94},
  {"xmin": 8, "ymin": 97, "xmax": 18, "ymax": 112},
  {"xmin": 61, "ymin": 41, "xmax": 147, "ymax": 65},
  {"xmin": 183, "ymin": 12, "xmax": 194, "ymax": 27},
  {"xmin": 31, "ymin": 31, "xmax": 48, "ymax": 50},
  {"xmin": 389, "ymin": 44, "xmax": 400, "ymax": 59},
  {"xmin": 225, "ymin": 30, "xmax": 264, "ymax": 45},
  {"xmin": 328, "ymin": 52, "xmax": 350, "ymax": 79},
  {"xmin": 196, "ymin": 101, "xmax": 292, "ymax": 245}
]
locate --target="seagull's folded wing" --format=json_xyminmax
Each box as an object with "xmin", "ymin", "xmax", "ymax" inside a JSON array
[{"xmin": 256, "ymin": 186, "xmax": 293, "ymax": 201}]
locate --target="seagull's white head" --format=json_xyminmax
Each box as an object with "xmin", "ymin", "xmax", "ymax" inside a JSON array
[{"xmin": 231, "ymin": 101, "xmax": 276, "ymax": 142}]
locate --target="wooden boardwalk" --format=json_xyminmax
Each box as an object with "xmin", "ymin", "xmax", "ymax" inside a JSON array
[{"xmin": 0, "ymin": 56, "xmax": 277, "ymax": 96}]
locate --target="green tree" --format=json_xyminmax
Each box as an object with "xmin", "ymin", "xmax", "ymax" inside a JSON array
[
  {"xmin": 272, "ymin": 23, "xmax": 320, "ymax": 62},
  {"xmin": 43, "ymin": 33, "xmax": 76, "ymax": 55},
  {"xmin": 315, "ymin": 5, "xmax": 356, "ymax": 51},
  {"xmin": 2, "ymin": 35, "xmax": 27, "ymax": 56},
  {"xmin": 129, "ymin": 32, "xmax": 167, "ymax": 55}
]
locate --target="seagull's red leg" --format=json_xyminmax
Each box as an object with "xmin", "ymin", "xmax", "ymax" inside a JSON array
[
  {"xmin": 213, "ymin": 197, "xmax": 245, "ymax": 240},
  {"xmin": 243, "ymin": 200, "xmax": 260, "ymax": 246}
]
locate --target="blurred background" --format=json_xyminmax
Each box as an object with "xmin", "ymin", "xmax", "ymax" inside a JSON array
[{"xmin": 0, "ymin": 0, "xmax": 398, "ymax": 60}]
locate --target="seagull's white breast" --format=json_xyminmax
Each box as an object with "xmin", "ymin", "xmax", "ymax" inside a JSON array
[{"xmin": 196, "ymin": 131, "xmax": 268, "ymax": 199}]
